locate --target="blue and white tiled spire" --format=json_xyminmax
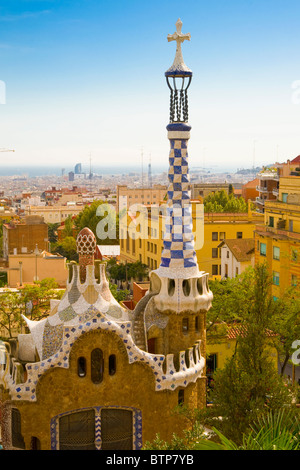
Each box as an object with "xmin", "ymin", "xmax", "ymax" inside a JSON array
[
  {"xmin": 156, "ymin": 123, "xmax": 199, "ymax": 279},
  {"xmin": 155, "ymin": 19, "xmax": 199, "ymax": 280}
]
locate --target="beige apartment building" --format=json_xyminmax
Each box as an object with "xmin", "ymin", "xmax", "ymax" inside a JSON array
[
  {"xmin": 24, "ymin": 204, "xmax": 84, "ymax": 224},
  {"xmin": 191, "ymin": 182, "xmax": 230, "ymax": 199},
  {"xmin": 2, "ymin": 216, "xmax": 49, "ymax": 261},
  {"xmin": 116, "ymin": 184, "xmax": 167, "ymax": 211},
  {"xmin": 6, "ymin": 251, "xmax": 68, "ymax": 288}
]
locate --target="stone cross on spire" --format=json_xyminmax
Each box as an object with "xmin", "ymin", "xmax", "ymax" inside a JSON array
[{"xmin": 166, "ymin": 18, "xmax": 192, "ymax": 75}]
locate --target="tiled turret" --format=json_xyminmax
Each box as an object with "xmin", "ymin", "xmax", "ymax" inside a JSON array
[
  {"xmin": 156, "ymin": 122, "xmax": 198, "ymax": 279},
  {"xmin": 151, "ymin": 19, "xmax": 213, "ymax": 315}
]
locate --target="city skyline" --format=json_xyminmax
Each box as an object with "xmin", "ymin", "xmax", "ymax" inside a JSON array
[{"xmin": 1, "ymin": 1, "xmax": 300, "ymax": 171}]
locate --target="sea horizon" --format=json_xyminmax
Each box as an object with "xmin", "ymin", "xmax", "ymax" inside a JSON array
[{"xmin": 0, "ymin": 164, "xmax": 259, "ymax": 178}]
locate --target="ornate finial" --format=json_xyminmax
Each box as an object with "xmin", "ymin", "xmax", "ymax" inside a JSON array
[
  {"xmin": 166, "ymin": 18, "xmax": 192, "ymax": 76},
  {"xmin": 76, "ymin": 227, "xmax": 97, "ymax": 282},
  {"xmin": 165, "ymin": 19, "xmax": 192, "ymax": 122}
]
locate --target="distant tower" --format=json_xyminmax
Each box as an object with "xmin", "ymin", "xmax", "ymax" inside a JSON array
[
  {"xmin": 75, "ymin": 163, "xmax": 82, "ymax": 174},
  {"xmin": 68, "ymin": 171, "xmax": 74, "ymax": 182},
  {"xmin": 141, "ymin": 148, "xmax": 144, "ymax": 188},
  {"xmin": 89, "ymin": 153, "xmax": 92, "ymax": 180},
  {"xmin": 148, "ymin": 156, "xmax": 152, "ymax": 188}
]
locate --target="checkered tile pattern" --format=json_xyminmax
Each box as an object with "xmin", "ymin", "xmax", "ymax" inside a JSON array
[{"xmin": 160, "ymin": 138, "xmax": 198, "ymax": 271}]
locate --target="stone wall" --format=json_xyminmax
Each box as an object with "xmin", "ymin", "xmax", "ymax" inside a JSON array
[{"xmin": 5, "ymin": 328, "xmax": 206, "ymax": 450}]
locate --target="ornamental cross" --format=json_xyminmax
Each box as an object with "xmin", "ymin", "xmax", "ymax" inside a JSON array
[{"xmin": 167, "ymin": 19, "xmax": 191, "ymax": 69}]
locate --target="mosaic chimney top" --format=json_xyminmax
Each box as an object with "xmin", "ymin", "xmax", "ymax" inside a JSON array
[
  {"xmin": 21, "ymin": 228, "xmax": 129, "ymax": 362},
  {"xmin": 76, "ymin": 227, "xmax": 97, "ymax": 282}
]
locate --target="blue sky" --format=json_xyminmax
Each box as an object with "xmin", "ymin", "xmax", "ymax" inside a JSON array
[{"xmin": 1, "ymin": 0, "xmax": 300, "ymax": 172}]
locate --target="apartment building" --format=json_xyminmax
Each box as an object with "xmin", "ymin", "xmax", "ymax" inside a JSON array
[
  {"xmin": 2, "ymin": 216, "xmax": 48, "ymax": 261},
  {"xmin": 7, "ymin": 251, "xmax": 68, "ymax": 287},
  {"xmin": 116, "ymin": 184, "xmax": 167, "ymax": 212},
  {"xmin": 24, "ymin": 204, "xmax": 84, "ymax": 224},
  {"xmin": 255, "ymin": 166, "xmax": 300, "ymax": 298},
  {"xmin": 191, "ymin": 182, "xmax": 230, "ymax": 200},
  {"xmin": 255, "ymin": 169, "xmax": 279, "ymax": 213},
  {"xmin": 255, "ymin": 155, "xmax": 300, "ymax": 214},
  {"xmin": 241, "ymin": 178, "xmax": 259, "ymax": 202},
  {"xmin": 120, "ymin": 201, "xmax": 263, "ymax": 279}
]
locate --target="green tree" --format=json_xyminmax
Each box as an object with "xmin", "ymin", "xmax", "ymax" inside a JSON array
[
  {"xmin": 204, "ymin": 190, "xmax": 247, "ymax": 213},
  {"xmin": 210, "ymin": 264, "xmax": 293, "ymax": 443},
  {"xmin": 207, "ymin": 277, "xmax": 246, "ymax": 341},
  {"xmin": 270, "ymin": 285, "xmax": 300, "ymax": 376},
  {"xmin": 48, "ymin": 223, "xmax": 60, "ymax": 244},
  {"xmin": 54, "ymin": 236, "xmax": 78, "ymax": 261},
  {"xmin": 0, "ymin": 279, "xmax": 64, "ymax": 338},
  {"xmin": 19, "ymin": 278, "xmax": 64, "ymax": 322},
  {"xmin": 195, "ymin": 409, "xmax": 300, "ymax": 450},
  {"xmin": 62, "ymin": 215, "xmax": 75, "ymax": 238},
  {"xmin": 109, "ymin": 283, "xmax": 129, "ymax": 302},
  {"xmin": 75, "ymin": 200, "xmax": 119, "ymax": 245},
  {"xmin": 127, "ymin": 261, "xmax": 148, "ymax": 281},
  {"xmin": 106, "ymin": 259, "xmax": 148, "ymax": 284},
  {"xmin": 106, "ymin": 259, "xmax": 127, "ymax": 282},
  {"xmin": 0, "ymin": 291, "xmax": 22, "ymax": 338},
  {"xmin": 143, "ymin": 406, "xmax": 300, "ymax": 451}
]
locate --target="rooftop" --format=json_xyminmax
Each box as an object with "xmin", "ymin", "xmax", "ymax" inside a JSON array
[
  {"xmin": 218, "ymin": 238, "xmax": 255, "ymax": 262},
  {"xmin": 291, "ymin": 155, "xmax": 300, "ymax": 164}
]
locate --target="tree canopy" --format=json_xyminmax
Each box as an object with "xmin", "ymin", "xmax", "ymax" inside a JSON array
[
  {"xmin": 207, "ymin": 264, "xmax": 296, "ymax": 443},
  {"xmin": 0, "ymin": 278, "xmax": 64, "ymax": 338},
  {"xmin": 75, "ymin": 200, "xmax": 119, "ymax": 245},
  {"xmin": 54, "ymin": 236, "xmax": 78, "ymax": 261},
  {"xmin": 106, "ymin": 259, "xmax": 148, "ymax": 282},
  {"xmin": 204, "ymin": 189, "xmax": 248, "ymax": 213}
]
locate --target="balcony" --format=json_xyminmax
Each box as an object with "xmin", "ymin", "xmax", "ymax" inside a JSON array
[
  {"xmin": 256, "ymin": 224, "xmax": 300, "ymax": 241},
  {"xmin": 255, "ymin": 196, "xmax": 265, "ymax": 205},
  {"xmin": 256, "ymin": 185, "xmax": 269, "ymax": 193},
  {"xmin": 258, "ymin": 172, "xmax": 279, "ymax": 181}
]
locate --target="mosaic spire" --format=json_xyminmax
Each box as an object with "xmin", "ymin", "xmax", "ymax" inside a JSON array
[{"xmin": 155, "ymin": 20, "xmax": 199, "ymax": 280}]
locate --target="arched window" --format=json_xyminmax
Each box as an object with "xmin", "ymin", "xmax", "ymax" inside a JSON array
[
  {"xmin": 91, "ymin": 349, "xmax": 104, "ymax": 384},
  {"xmin": 109, "ymin": 355, "xmax": 116, "ymax": 376},
  {"xmin": 178, "ymin": 389, "xmax": 184, "ymax": 405},
  {"xmin": 197, "ymin": 278, "xmax": 203, "ymax": 295},
  {"xmin": 167, "ymin": 279, "xmax": 175, "ymax": 296},
  {"xmin": 59, "ymin": 409, "xmax": 96, "ymax": 450},
  {"xmin": 195, "ymin": 316, "xmax": 199, "ymax": 332},
  {"xmin": 11, "ymin": 408, "xmax": 25, "ymax": 449},
  {"xmin": 77, "ymin": 357, "xmax": 86, "ymax": 377},
  {"xmin": 30, "ymin": 436, "xmax": 41, "ymax": 450},
  {"xmin": 182, "ymin": 279, "xmax": 191, "ymax": 296},
  {"xmin": 182, "ymin": 318, "xmax": 189, "ymax": 333}
]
